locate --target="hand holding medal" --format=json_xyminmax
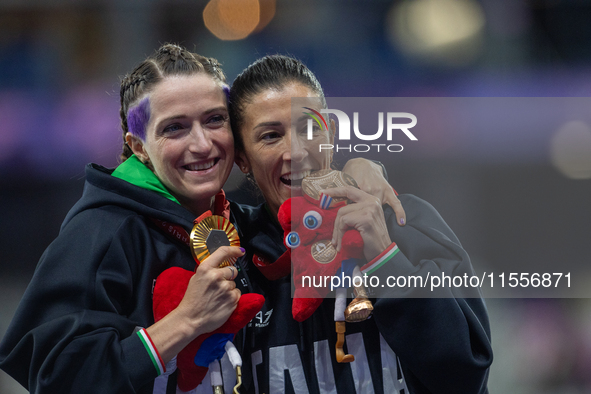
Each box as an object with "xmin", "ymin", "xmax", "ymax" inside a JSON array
[
  {"xmin": 188, "ymin": 214, "xmax": 248, "ymax": 393},
  {"xmin": 301, "ymin": 169, "xmax": 374, "ymax": 324},
  {"xmin": 190, "ymin": 214, "xmax": 241, "ymax": 278},
  {"xmin": 280, "ymin": 169, "xmax": 374, "ymax": 364},
  {"xmin": 152, "ymin": 214, "xmax": 264, "ymax": 393}
]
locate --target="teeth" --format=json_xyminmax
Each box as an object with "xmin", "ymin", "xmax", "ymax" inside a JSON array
[
  {"xmin": 282, "ymin": 170, "xmax": 311, "ymax": 181},
  {"xmin": 186, "ymin": 159, "xmax": 215, "ymax": 171}
]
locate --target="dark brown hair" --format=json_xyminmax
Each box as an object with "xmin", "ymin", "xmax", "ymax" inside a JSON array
[{"xmin": 229, "ymin": 55, "xmax": 326, "ymax": 150}]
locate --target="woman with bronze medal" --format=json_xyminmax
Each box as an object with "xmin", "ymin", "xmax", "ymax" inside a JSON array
[{"xmin": 228, "ymin": 56, "xmax": 493, "ymax": 393}]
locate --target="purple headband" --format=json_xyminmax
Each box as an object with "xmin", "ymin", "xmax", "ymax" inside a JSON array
[{"xmin": 127, "ymin": 97, "xmax": 150, "ymax": 140}]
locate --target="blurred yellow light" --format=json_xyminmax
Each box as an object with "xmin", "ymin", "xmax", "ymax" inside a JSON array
[
  {"xmin": 550, "ymin": 121, "xmax": 591, "ymax": 180},
  {"xmin": 204, "ymin": 0, "xmax": 260, "ymax": 41},
  {"xmin": 254, "ymin": 0, "xmax": 276, "ymax": 33},
  {"xmin": 387, "ymin": 0, "xmax": 486, "ymax": 67}
]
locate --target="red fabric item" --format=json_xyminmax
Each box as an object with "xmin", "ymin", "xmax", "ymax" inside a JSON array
[
  {"xmin": 213, "ymin": 190, "xmax": 231, "ymax": 220},
  {"xmin": 152, "ymin": 267, "xmax": 264, "ymax": 391},
  {"xmin": 277, "ymin": 197, "xmax": 364, "ymax": 322},
  {"xmin": 194, "ymin": 210, "xmax": 213, "ymax": 228},
  {"xmin": 201, "ymin": 189, "xmax": 231, "ymax": 221},
  {"xmin": 252, "ymin": 251, "xmax": 292, "ymax": 280}
]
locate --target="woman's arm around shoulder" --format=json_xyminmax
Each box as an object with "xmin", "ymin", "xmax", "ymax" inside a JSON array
[{"xmin": 370, "ymin": 195, "xmax": 493, "ymax": 394}]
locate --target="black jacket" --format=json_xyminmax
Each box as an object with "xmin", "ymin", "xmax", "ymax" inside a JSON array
[
  {"xmin": 230, "ymin": 196, "xmax": 492, "ymax": 394},
  {"xmin": 0, "ymin": 163, "xmax": 198, "ymax": 393},
  {"xmin": 0, "ymin": 163, "xmax": 492, "ymax": 393}
]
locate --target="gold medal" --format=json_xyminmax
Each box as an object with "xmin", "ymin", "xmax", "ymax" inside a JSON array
[
  {"xmin": 310, "ymin": 240, "xmax": 337, "ymax": 264},
  {"xmin": 190, "ymin": 215, "xmax": 240, "ymax": 267},
  {"xmin": 302, "ymin": 169, "xmax": 358, "ymax": 206}
]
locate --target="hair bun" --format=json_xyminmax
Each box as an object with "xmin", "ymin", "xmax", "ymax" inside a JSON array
[
  {"xmin": 207, "ymin": 58, "xmax": 220, "ymax": 72},
  {"xmin": 161, "ymin": 43, "xmax": 183, "ymax": 61}
]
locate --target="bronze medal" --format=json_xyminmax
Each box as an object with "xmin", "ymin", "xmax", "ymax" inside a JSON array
[
  {"xmin": 190, "ymin": 215, "xmax": 240, "ymax": 267},
  {"xmin": 310, "ymin": 240, "xmax": 337, "ymax": 264},
  {"xmin": 344, "ymin": 297, "xmax": 374, "ymax": 322},
  {"xmin": 301, "ymin": 169, "xmax": 358, "ymax": 206}
]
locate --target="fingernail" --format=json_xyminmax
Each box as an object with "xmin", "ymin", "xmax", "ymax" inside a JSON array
[
  {"xmin": 239, "ymin": 247, "xmax": 245, "ymax": 253},
  {"xmin": 399, "ymin": 218, "xmax": 405, "ymax": 225}
]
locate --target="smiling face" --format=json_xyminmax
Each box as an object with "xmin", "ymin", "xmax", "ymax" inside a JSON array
[
  {"xmin": 235, "ymin": 82, "xmax": 334, "ymax": 217},
  {"xmin": 127, "ymin": 74, "xmax": 234, "ymax": 215}
]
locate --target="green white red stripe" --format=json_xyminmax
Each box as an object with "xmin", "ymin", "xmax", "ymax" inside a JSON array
[
  {"xmin": 137, "ymin": 328, "xmax": 165, "ymax": 376},
  {"xmin": 361, "ymin": 243, "xmax": 399, "ymax": 275}
]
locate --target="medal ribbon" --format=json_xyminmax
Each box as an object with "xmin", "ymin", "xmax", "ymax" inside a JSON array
[
  {"xmin": 148, "ymin": 189, "xmax": 232, "ymax": 254},
  {"xmin": 149, "ymin": 218, "xmax": 191, "ymax": 247},
  {"xmin": 252, "ymin": 251, "xmax": 292, "ymax": 280}
]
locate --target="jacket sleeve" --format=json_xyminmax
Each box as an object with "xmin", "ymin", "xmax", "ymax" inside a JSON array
[
  {"xmin": 368, "ymin": 194, "xmax": 493, "ymax": 394},
  {"xmin": 0, "ymin": 210, "xmax": 164, "ymax": 393}
]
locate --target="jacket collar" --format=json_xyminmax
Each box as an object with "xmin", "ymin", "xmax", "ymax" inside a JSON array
[{"xmin": 111, "ymin": 155, "xmax": 180, "ymax": 205}]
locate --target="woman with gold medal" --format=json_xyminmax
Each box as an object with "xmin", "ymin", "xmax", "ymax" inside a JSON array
[
  {"xmin": 0, "ymin": 44, "xmax": 402, "ymax": 394},
  {"xmin": 0, "ymin": 44, "xmax": 249, "ymax": 394}
]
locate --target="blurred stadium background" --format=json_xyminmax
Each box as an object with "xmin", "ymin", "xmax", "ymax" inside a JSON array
[{"xmin": 1, "ymin": 0, "xmax": 591, "ymax": 392}]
